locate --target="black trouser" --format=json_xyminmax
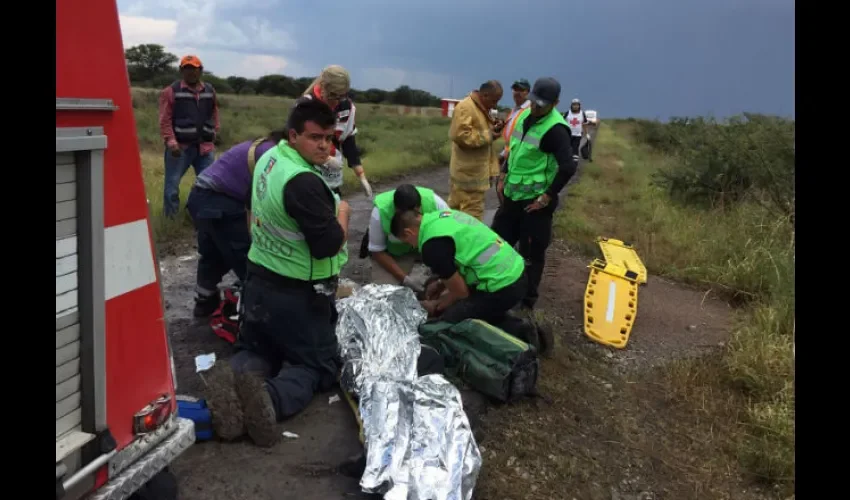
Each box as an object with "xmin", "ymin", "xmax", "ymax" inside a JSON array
[
  {"xmin": 438, "ymin": 271, "xmax": 532, "ymax": 339},
  {"xmin": 185, "ymin": 187, "xmax": 250, "ymax": 297},
  {"xmin": 490, "ymin": 196, "xmax": 558, "ymax": 309},
  {"xmin": 570, "ymin": 135, "xmax": 582, "ymax": 159},
  {"xmin": 230, "ymin": 264, "xmax": 340, "ymax": 421}
]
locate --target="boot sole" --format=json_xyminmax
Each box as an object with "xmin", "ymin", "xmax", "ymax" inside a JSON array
[
  {"xmin": 235, "ymin": 372, "xmax": 280, "ymax": 448},
  {"xmin": 203, "ymin": 363, "xmax": 245, "ymax": 440}
]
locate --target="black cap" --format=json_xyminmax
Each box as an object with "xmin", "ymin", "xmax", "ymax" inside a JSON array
[
  {"xmin": 511, "ymin": 78, "xmax": 531, "ymax": 91},
  {"xmin": 528, "ymin": 77, "xmax": 561, "ymax": 107}
]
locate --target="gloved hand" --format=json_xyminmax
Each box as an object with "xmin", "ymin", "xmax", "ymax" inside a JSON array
[
  {"xmin": 359, "ymin": 175, "xmax": 373, "ymax": 199},
  {"xmin": 324, "ymin": 156, "xmax": 343, "ymax": 170},
  {"xmin": 402, "ymin": 275, "xmax": 425, "ymax": 294},
  {"xmin": 353, "ymin": 165, "xmax": 373, "ymax": 198}
]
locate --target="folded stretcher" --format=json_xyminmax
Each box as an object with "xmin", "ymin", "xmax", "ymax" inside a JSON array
[{"xmin": 583, "ymin": 238, "xmax": 648, "ymax": 349}]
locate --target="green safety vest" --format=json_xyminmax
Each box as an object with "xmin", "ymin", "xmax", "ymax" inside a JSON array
[
  {"xmin": 374, "ymin": 186, "xmax": 439, "ymax": 256},
  {"xmin": 504, "ymin": 108, "xmax": 568, "ymax": 201},
  {"xmin": 248, "ymin": 141, "xmax": 348, "ymax": 281},
  {"xmin": 418, "ymin": 209, "xmax": 525, "ymax": 292}
]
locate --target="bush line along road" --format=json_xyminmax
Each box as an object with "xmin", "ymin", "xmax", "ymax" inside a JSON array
[{"xmin": 136, "ymin": 86, "xmax": 794, "ymax": 499}]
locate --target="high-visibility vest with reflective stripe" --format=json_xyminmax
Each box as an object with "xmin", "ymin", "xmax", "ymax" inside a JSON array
[
  {"xmin": 502, "ymin": 102, "xmax": 531, "ymax": 154},
  {"xmin": 171, "ymin": 81, "xmax": 216, "ymax": 145},
  {"xmin": 418, "ymin": 209, "xmax": 524, "ymax": 292},
  {"xmin": 504, "ymin": 109, "xmax": 567, "ymax": 201},
  {"xmin": 248, "ymin": 141, "xmax": 348, "ymax": 281},
  {"xmin": 375, "ymin": 186, "xmax": 439, "ymax": 257}
]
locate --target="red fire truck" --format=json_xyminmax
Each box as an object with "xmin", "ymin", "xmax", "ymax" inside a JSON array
[{"xmin": 56, "ymin": 0, "xmax": 195, "ymax": 498}]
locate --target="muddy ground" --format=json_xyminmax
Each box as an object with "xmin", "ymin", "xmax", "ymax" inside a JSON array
[{"xmin": 160, "ymin": 165, "xmax": 747, "ymax": 499}]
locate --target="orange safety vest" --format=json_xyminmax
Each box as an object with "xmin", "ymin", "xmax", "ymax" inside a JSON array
[{"xmin": 502, "ymin": 103, "xmax": 531, "ymax": 155}]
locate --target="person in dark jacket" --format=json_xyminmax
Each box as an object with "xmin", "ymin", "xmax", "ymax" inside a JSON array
[
  {"xmin": 185, "ymin": 130, "xmax": 283, "ymax": 317},
  {"xmin": 158, "ymin": 54, "xmax": 220, "ymax": 217}
]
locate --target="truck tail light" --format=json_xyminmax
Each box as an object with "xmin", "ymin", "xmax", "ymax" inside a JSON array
[
  {"xmin": 93, "ymin": 465, "xmax": 109, "ymax": 490},
  {"xmin": 133, "ymin": 394, "xmax": 172, "ymax": 435}
]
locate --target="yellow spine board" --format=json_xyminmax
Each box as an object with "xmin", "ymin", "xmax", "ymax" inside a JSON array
[
  {"xmin": 343, "ymin": 390, "xmax": 365, "ymax": 445},
  {"xmin": 596, "ymin": 237, "xmax": 648, "ymax": 285},
  {"xmin": 583, "ymin": 259, "xmax": 639, "ymax": 349}
]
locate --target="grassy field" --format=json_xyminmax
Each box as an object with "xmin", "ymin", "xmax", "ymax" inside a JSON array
[
  {"xmin": 131, "ymin": 88, "xmax": 455, "ymax": 247},
  {"xmin": 556, "ymin": 119, "xmax": 795, "ymax": 491}
]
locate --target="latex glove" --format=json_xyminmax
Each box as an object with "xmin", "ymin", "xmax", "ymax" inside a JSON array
[
  {"xmin": 324, "ymin": 156, "xmax": 343, "ymax": 170},
  {"xmin": 359, "ymin": 175, "xmax": 373, "ymax": 199},
  {"xmin": 402, "ymin": 275, "xmax": 425, "ymax": 294}
]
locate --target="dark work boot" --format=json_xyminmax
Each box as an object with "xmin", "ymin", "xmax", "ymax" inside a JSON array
[
  {"xmin": 235, "ymin": 372, "xmax": 280, "ymax": 448},
  {"xmin": 203, "ymin": 363, "xmax": 245, "ymax": 440},
  {"xmin": 536, "ymin": 320, "xmax": 555, "ymax": 358},
  {"xmin": 498, "ymin": 314, "xmax": 540, "ymax": 353},
  {"xmin": 193, "ymin": 292, "xmax": 220, "ymax": 318},
  {"xmin": 338, "ymin": 452, "xmax": 367, "ymax": 478},
  {"xmin": 519, "ymin": 320, "xmax": 541, "ymax": 353}
]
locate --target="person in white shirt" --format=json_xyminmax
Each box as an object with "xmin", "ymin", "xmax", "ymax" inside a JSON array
[
  {"xmin": 563, "ymin": 98, "xmax": 588, "ymax": 162},
  {"xmin": 363, "ymin": 184, "xmax": 450, "ymax": 292}
]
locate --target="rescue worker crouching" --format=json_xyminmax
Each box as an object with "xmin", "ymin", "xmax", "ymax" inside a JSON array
[
  {"xmin": 367, "ymin": 184, "xmax": 450, "ymax": 292},
  {"xmin": 158, "ymin": 54, "xmax": 220, "ymax": 218},
  {"xmin": 390, "ymin": 208, "xmax": 549, "ymax": 353},
  {"xmin": 186, "ymin": 130, "xmax": 284, "ymax": 317},
  {"xmin": 202, "ymin": 99, "xmax": 352, "ymax": 448},
  {"xmin": 292, "ymin": 65, "xmax": 372, "ymax": 199},
  {"xmin": 493, "ymin": 77, "xmax": 576, "ymax": 317}
]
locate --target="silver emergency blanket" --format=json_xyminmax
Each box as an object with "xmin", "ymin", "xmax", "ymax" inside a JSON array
[{"xmin": 336, "ymin": 284, "xmax": 482, "ymax": 500}]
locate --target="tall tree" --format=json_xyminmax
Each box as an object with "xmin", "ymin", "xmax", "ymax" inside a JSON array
[{"xmin": 125, "ymin": 44, "xmax": 178, "ymax": 82}]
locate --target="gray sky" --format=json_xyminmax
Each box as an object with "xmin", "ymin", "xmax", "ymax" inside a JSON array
[{"xmin": 118, "ymin": 0, "xmax": 795, "ymax": 119}]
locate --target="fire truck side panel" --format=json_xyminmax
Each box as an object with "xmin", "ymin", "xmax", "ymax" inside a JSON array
[{"xmin": 57, "ymin": 0, "xmax": 176, "ymax": 455}]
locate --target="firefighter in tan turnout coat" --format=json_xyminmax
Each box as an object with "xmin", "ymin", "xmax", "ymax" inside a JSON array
[{"xmin": 447, "ymin": 80, "xmax": 504, "ymax": 220}]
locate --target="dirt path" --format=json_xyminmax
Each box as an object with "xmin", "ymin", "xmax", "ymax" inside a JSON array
[{"xmin": 161, "ymin": 163, "xmax": 743, "ymax": 499}]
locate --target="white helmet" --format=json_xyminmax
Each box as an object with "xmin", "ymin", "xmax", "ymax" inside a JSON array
[{"xmin": 571, "ymin": 98, "xmax": 581, "ymax": 105}]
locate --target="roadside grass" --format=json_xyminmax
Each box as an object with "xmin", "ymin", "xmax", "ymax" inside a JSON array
[
  {"xmin": 554, "ymin": 120, "xmax": 795, "ymax": 492},
  {"xmin": 475, "ymin": 302, "xmax": 771, "ymax": 500},
  {"xmin": 131, "ymin": 88, "xmax": 452, "ymax": 247}
]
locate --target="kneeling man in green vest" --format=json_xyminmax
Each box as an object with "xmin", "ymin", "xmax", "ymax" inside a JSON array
[
  {"xmin": 201, "ymin": 98, "xmax": 352, "ymax": 448},
  {"xmin": 367, "ymin": 184, "xmax": 449, "ymax": 291},
  {"xmin": 390, "ymin": 208, "xmax": 546, "ymax": 351}
]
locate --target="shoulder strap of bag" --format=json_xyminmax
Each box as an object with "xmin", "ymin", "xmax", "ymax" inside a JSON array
[{"xmin": 247, "ymin": 137, "xmax": 267, "ymax": 176}]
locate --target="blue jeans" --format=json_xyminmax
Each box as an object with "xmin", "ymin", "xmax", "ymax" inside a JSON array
[
  {"xmin": 185, "ymin": 187, "xmax": 250, "ymax": 297},
  {"xmin": 163, "ymin": 145, "xmax": 215, "ymax": 217}
]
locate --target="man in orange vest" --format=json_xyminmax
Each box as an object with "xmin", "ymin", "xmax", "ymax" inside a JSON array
[{"xmin": 499, "ymin": 79, "xmax": 532, "ymax": 165}]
